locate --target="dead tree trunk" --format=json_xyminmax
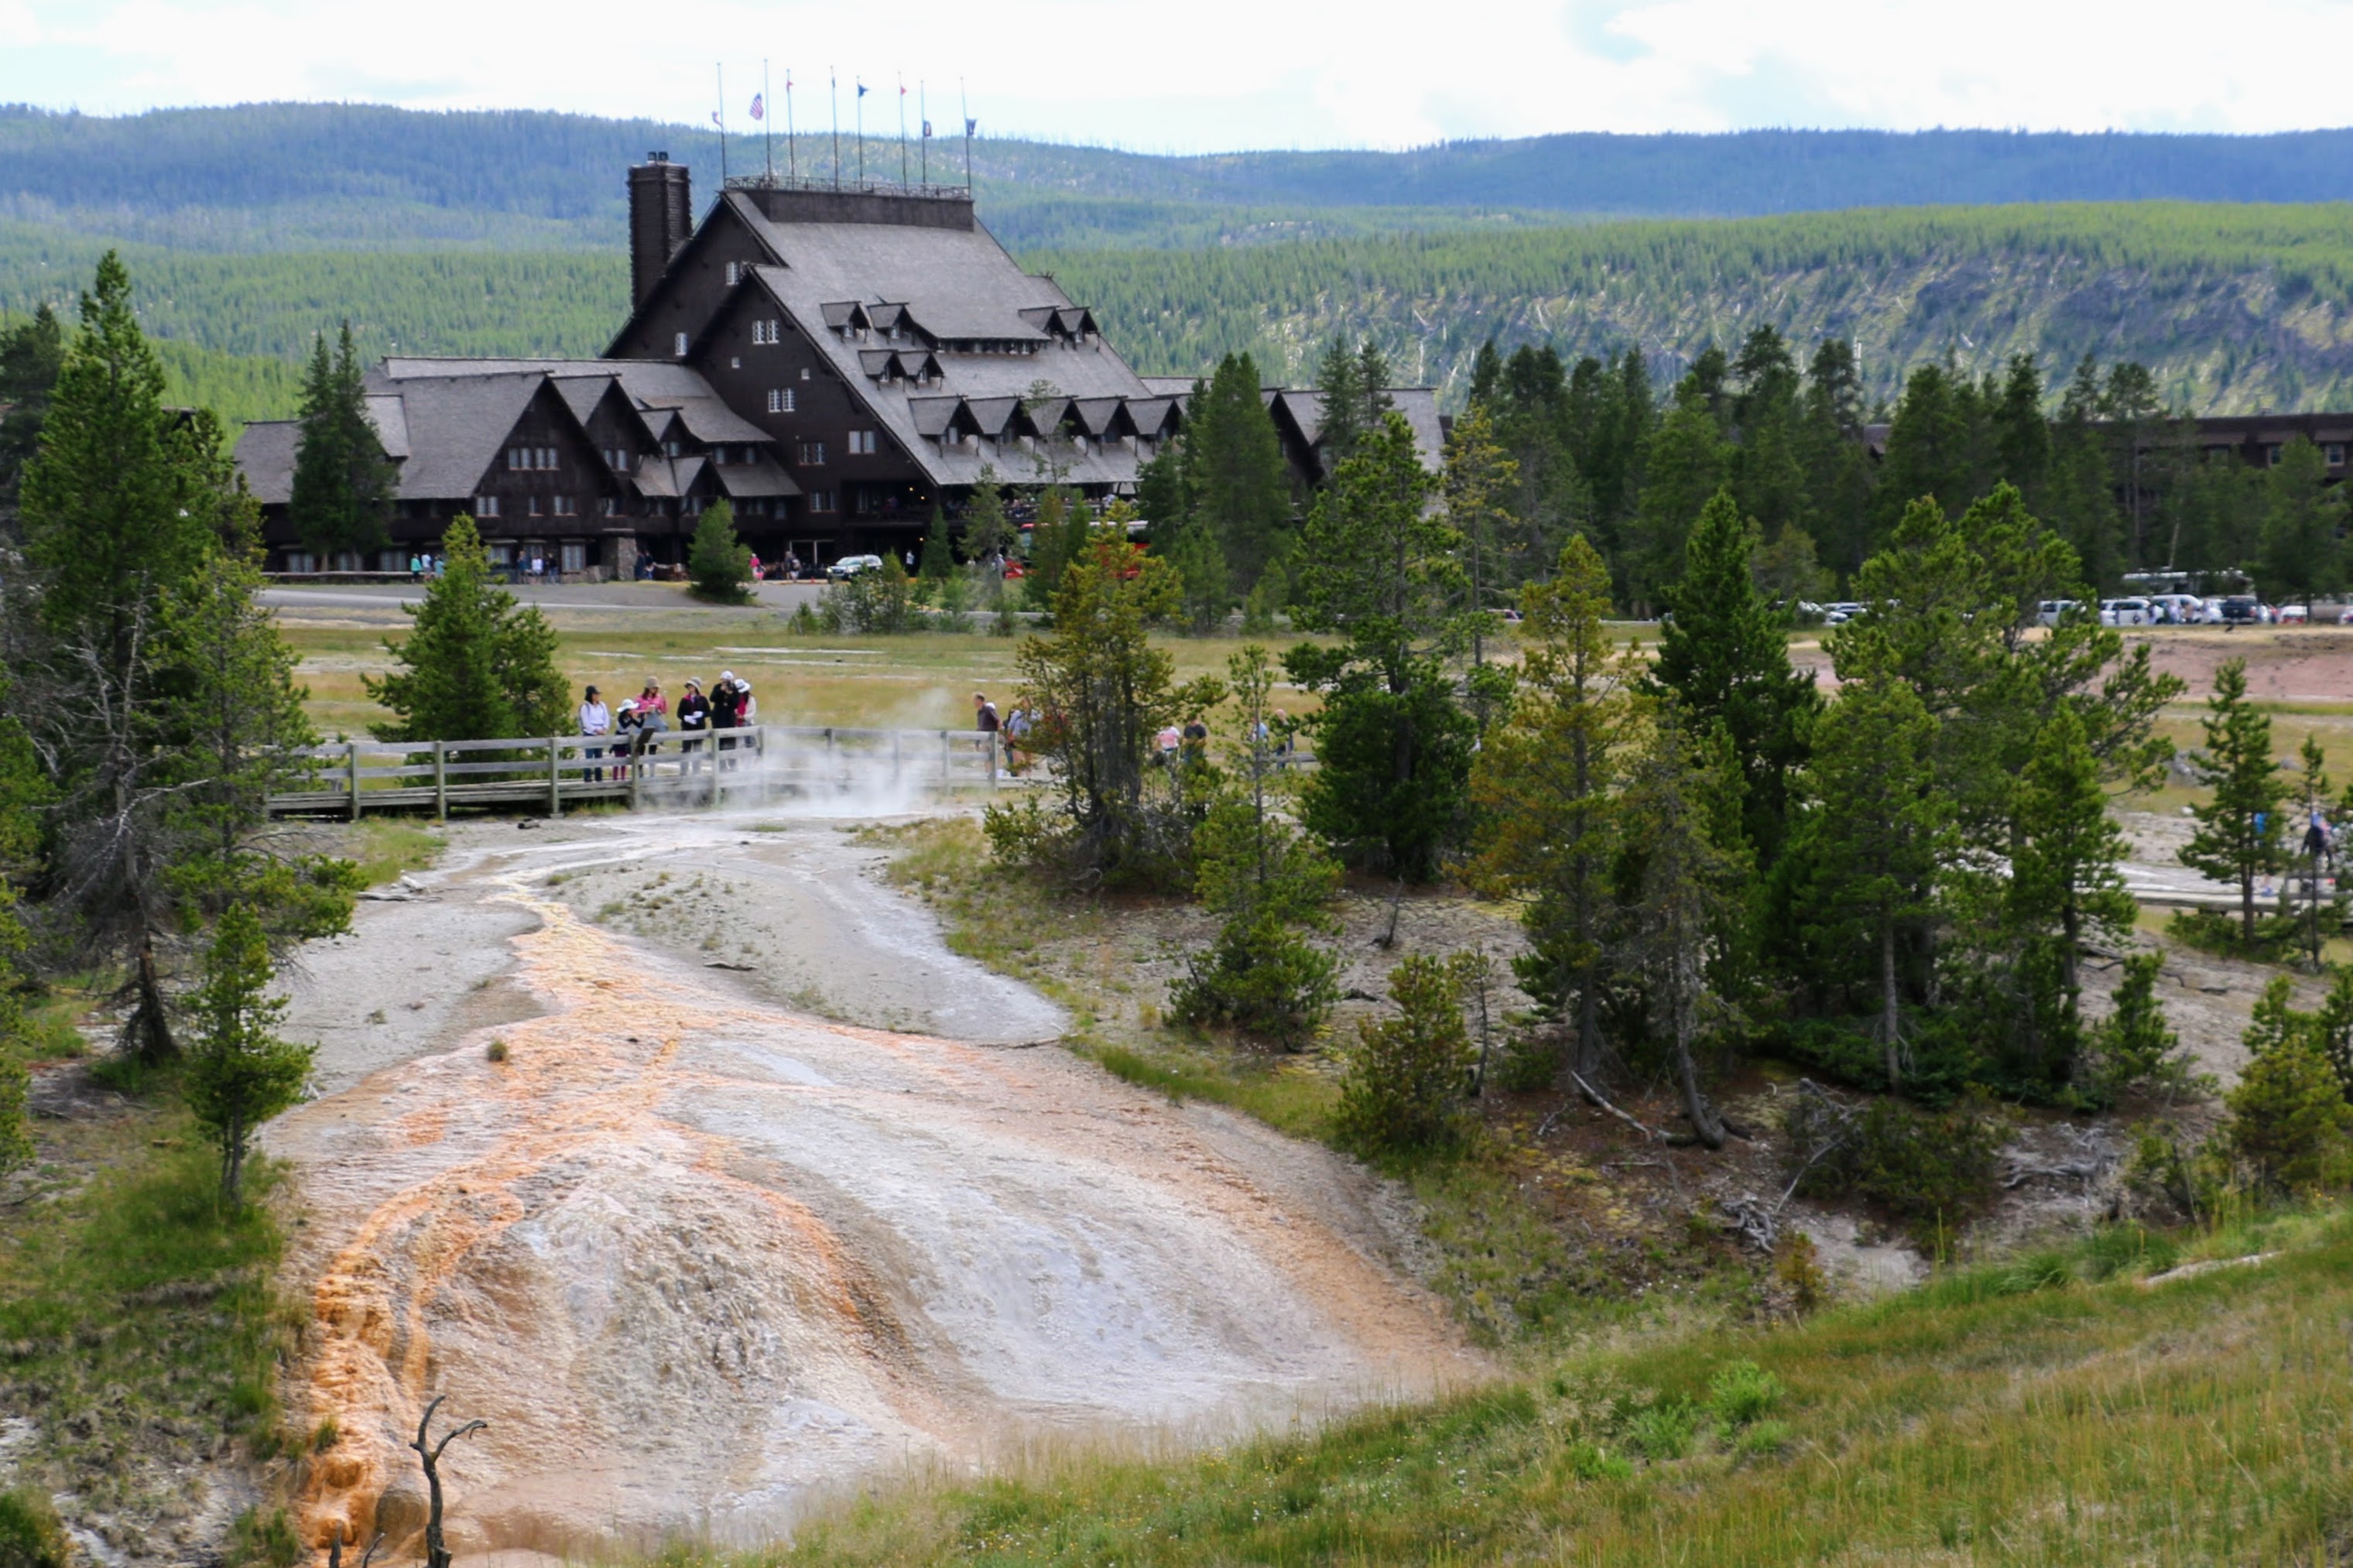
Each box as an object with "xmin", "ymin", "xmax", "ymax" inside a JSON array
[
  {"xmin": 410, "ymin": 1395, "xmax": 488, "ymax": 1568},
  {"xmin": 128, "ymin": 929, "xmax": 176, "ymax": 1063}
]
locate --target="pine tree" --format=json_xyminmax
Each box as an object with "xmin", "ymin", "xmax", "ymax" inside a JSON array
[
  {"xmin": 1335, "ymin": 953, "xmax": 1476, "ymax": 1154},
  {"xmin": 1645, "ymin": 486, "xmax": 1820, "ymax": 865},
  {"xmin": 957, "ymin": 465, "xmax": 1016, "ymax": 562},
  {"xmin": 183, "ymin": 904, "xmax": 314, "ymax": 1204},
  {"xmin": 1796, "ymin": 673, "xmax": 1949, "ymax": 1084},
  {"xmin": 1186, "ymin": 351, "xmax": 1293, "ymax": 595},
  {"xmin": 287, "ymin": 320, "xmax": 392, "ymax": 561},
  {"xmin": 687, "ymin": 498, "xmax": 755, "ymax": 602},
  {"xmin": 2225, "ymin": 1011, "xmax": 2353, "ymax": 1192},
  {"xmin": 1471, "ymin": 536, "xmax": 1637, "ymax": 1078},
  {"xmin": 1443, "ymin": 404, "xmax": 1519, "ymax": 663},
  {"xmin": 2259, "ymin": 437, "xmax": 2344, "ymax": 607},
  {"xmin": 365, "ymin": 517, "xmax": 569, "ymax": 741},
  {"xmin": 2002, "ymin": 704, "xmax": 2138, "ymax": 1086},
  {"xmin": 0, "ymin": 303, "xmax": 64, "ymax": 507},
  {"xmin": 918, "ymin": 505, "xmax": 954, "ymax": 582},
  {"xmin": 1288, "ymin": 413, "xmax": 1471, "ymax": 881},
  {"xmin": 2180, "ymin": 659, "xmax": 2286, "ymax": 945},
  {"xmin": 2090, "ymin": 951, "xmax": 2188, "ymax": 1100},
  {"xmin": 1618, "ymin": 709, "xmax": 1750, "ymax": 1149},
  {"xmin": 1164, "ymin": 515, "xmax": 1231, "ymax": 635},
  {"xmin": 1627, "ymin": 376, "xmax": 1728, "ymax": 609},
  {"xmin": 1312, "ymin": 336, "xmax": 1393, "ymax": 478}
]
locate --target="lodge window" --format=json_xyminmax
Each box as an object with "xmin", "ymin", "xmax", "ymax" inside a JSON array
[
  {"xmin": 2269, "ymin": 445, "xmax": 2286, "ymax": 467},
  {"xmin": 527, "ymin": 495, "xmax": 542, "ymax": 517},
  {"xmin": 553, "ymin": 496, "xmax": 577, "ymax": 516},
  {"xmin": 2330, "ymin": 443, "xmax": 2347, "ymax": 467},
  {"xmin": 768, "ymin": 388, "xmax": 794, "ymax": 413},
  {"xmin": 847, "ymin": 430, "xmax": 877, "ymax": 455},
  {"xmin": 750, "ymin": 320, "xmax": 782, "ymax": 345},
  {"xmin": 712, "ymin": 447, "xmax": 729, "ymax": 466},
  {"xmin": 665, "ymin": 440, "xmax": 680, "ymax": 457},
  {"xmin": 673, "ymin": 332, "xmax": 690, "ymax": 358},
  {"xmin": 725, "ymin": 262, "xmax": 741, "ymax": 286},
  {"xmin": 808, "ymin": 491, "xmax": 837, "ymax": 513},
  {"xmin": 561, "ymin": 543, "xmax": 587, "ymax": 573},
  {"xmin": 800, "ymin": 367, "xmax": 811, "ymax": 381},
  {"xmin": 474, "ymin": 495, "xmax": 500, "ymax": 518},
  {"xmin": 798, "ymin": 441, "xmax": 827, "ymax": 465},
  {"xmin": 601, "ymin": 497, "xmax": 618, "ymax": 516}
]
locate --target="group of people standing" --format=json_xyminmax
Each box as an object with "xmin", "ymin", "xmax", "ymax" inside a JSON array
[{"xmin": 577, "ymin": 672, "xmax": 758, "ymax": 779}]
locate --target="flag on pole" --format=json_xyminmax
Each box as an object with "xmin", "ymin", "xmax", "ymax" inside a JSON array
[
  {"xmin": 964, "ymin": 117, "xmax": 977, "ymax": 135},
  {"xmin": 749, "ymin": 93, "xmax": 764, "ymax": 120},
  {"xmin": 711, "ymin": 111, "xmax": 723, "ymax": 128},
  {"xmin": 857, "ymin": 80, "xmax": 869, "ymax": 98},
  {"xmin": 922, "ymin": 120, "xmax": 933, "ymax": 138}
]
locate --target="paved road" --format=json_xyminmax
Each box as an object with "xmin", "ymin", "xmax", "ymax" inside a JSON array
[{"xmin": 262, "ymin": 580, "xmax": 829, "ymax": 615}]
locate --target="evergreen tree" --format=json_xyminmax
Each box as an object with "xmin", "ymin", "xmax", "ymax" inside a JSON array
[
  {"xmin": 9, "ymin": 257, "xmax": 253, "ymax": 1061},
  {"xmin": 183, "ymin": 904, "xmax": 314, "ymax": 1205},
  {"xmin": 2259, "ymin": 437, "xmax": 2344, "ymax": 606},
  {"xmin": 957, "ymin": 465, "xmax": 1016, "ymax": 562},
  {"xmin": 1471, "ymin": 536, "xmax": 1638, "ymax": 1078},
  {"xmin": 1627, "ymin": 375, "xmax": 1727, "ymax": 609},
  {"xmin": 162, "ymin": 522, "xmax": 360, "ymax": 947},
  {"xmin": 1466, "ymin": 338, "xmax": 1505, "ymax": 407},
  {"xmin": 1618, "ymin": 709, "xmax": 1750, "ymax": 1149},
  {"xmin": 2089, "ymin": 951, "xmax": 2189, "ymax": 1100},
  {"xmin": 1186, "ymin": 351, "xmax": 1293, "ymax": 594},
  {"xmin": 1442, "ymin": 404, "xmax": 1520, "ymax": 662},
  {"xmin": 1793, "ymin": 673, "xmax": 1948, "ymax": 1083},
  {"xmin": 2044, "ymin": 360, "xmax": 2126, "ymax": 590},
  {"xmin": 286, "ymin": 320, "xmax": 392, "ymax": 561},
  {"xmin": 1335, "ymin": 953, "xmax": 1477, "ymax": 1155},
  {"xmin": 1288, "ymin": 413, "xmax": 1471, "ymax": 880},
  {"xmin": 918, "ymin": 505, "xmax": 954, "ymax": 582},
  {"xmin": 687, "ymin": 498, "xmax": 755, "ymax": 603},
  {"xmin": 1171, "ymin": 646, "xmax": 1341, "ymax": 1049},
  {"xmin": 1874, "ymin": 361, "xmax": 1983, "ymax": 539},
  {"xmin": 2225, "ymin": 1009, "xmax": 2353, "ymax": 1192},
  {"xmin": 0, "ymin": 303, "xmax": 64, "ymax": 507},
  {"xmin": 2180, "ymin": 658, "xmax": 2287, "ymax": 946},
  {"xmin": 1999, "ymin": 704, "xmax": 2137, "ymax": 1087},
  {"xmin": 1645, "ymin": 486, "xmax": 1820, "ymax": 865},
  {"xmin": 1312, "ymin": 335, "xmax": 1393, "ymax": 478},
  {"xmin": 1165, "ymin": 515, "xmax": 1231, "ymax": 634},
  {"xmin": 1728, "ymin": 324, "xmax": 1808, "ymax": 542},
  {"xmin": 1798, "ymin": 337, "xmax": 1874, "ymax": 580},
  {"xmin": 365, "ymin": 516, "xmax": 569, "ymax": 741},
  {"xmin": 1989, "ymin": 353, "xmax": 2052, "ymax": 505}
]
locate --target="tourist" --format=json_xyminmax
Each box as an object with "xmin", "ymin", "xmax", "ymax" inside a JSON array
[
  {"xmin": 636, "ymin": 679, "xmax": 668, "ymax": 721},
  {"xmin": 579, "ymin": 684, "xmax": 611, "ymax": 782},
  {"xmin": 1155, "ymin": 722, "xmax": 1182, "ymax": 765},
  {"xmin": 974, "ymin": 692, "xmax": 999, "ymax": 755},
  {"xmin": 1002, "ymin": 705, "xmax": 1033, "ymax": 775},
  {"xmin": 676, "ymin": 678, "xmax": 711, "ymax": 756},
  {"xmin": 1180, "ymin": 714, "xmax": 1210, "ymax": 768}
]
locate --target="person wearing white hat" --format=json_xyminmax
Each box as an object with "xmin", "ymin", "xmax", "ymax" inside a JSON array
[{"xmin": 711, "ymin": 669, "xmax": 749, "ymax": 766}]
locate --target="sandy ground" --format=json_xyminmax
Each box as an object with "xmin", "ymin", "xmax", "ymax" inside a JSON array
[
  {"xmin": 1789, "ymin": 623, "xmax": 2353, "ymax": 708},
  {"xmin": 265, "ymin": 811, "xmax": 1478, "ymax": 1562}
]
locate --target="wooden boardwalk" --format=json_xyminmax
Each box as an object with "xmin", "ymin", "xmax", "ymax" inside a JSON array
[{"xmin": 265, "ymin": 725, "xmax": 1009, "ymax": 818}]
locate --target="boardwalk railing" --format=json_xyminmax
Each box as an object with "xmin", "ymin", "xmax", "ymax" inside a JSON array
[{"xmin": 266, "ymin": 725, "xmax": 1011, "ymax": 818}]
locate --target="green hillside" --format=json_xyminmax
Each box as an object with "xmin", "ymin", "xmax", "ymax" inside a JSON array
[
  {"xmin": 715, "ymin": 1210, "xmax": 2353, "ymax": 1566},
  {"xmin": 11, "ymin": 200, "xmax": 2353, "ymax": 423}
]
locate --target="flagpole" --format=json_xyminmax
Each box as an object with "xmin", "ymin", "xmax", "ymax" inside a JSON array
[
  {"xmin": 961, "ymin": 78, "xmax": 971, "ymax": 191},
  {"xmin": 898, "ymin": 73, "xmax": 908, "ymax": 186},
  {"xmin": 763, "ymin": 60, "xmax": 773, "ymax": 181},
  {"xmin": 786, "ymin": 69, "xmax": 796, "ymax": 180},
  {"xmin": 855, "ymin": 79, "xmax": 866, "ymax": 187},
  {"xmin": 830, "ymin": 67, "xmax": 840, "ymax": 190},
  {"xmin": 716, "ymin": 63, "xmax": 728, "ymax": 184},
  {"xmin": 920, "ymin": 80, "xmax": 929, "ymax": 185}
]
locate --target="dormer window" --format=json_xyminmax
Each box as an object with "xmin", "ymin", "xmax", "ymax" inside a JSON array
[
  {"xmin": 673, "ymin": 331, "xmax": 689, "ymax": 358},
  {"xmin": 725, "ymin": 262, "xmax": 741, "ymax": 286}
]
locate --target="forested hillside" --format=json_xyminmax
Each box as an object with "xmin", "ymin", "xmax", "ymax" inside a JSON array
[
  {"xmin": 9, "ymin": 202, "xmax": 2353, "ymax": 421},
  {"xmin": 12, "ymin": 104, "xmax": 2353, "ymax": 247}
]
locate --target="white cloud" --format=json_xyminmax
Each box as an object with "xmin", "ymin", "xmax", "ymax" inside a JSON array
[{"xmin": 6, "ymin": 0, "xmax": 2351, "ymax": 149}]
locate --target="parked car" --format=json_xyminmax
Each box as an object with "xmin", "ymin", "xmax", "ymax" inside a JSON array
[
  {"xmin": 2036, "ymin": 598, "xmax": 2084, "ymax": 627},
  {"xmin": 2148, "ymin": 593, "xmax": 2208, "ymax": 624},
  {"xmin": 2278, "ymin": 604, "xmax": 2310, "ymax": 625},
  {"xmin": 2099, "ymin": 597, "xmax": 2154, "ymax": 627},
  {"xmin": 1822, "ymin": 601, "xmax": 1866, "ymax": 625},
  {"xmin": 825, "ymin": 554, "xmax": 885, "ymax": 580},
  {"xmin": 2217, "ymin": 594, "xmax": 2262, "ymax": 624}
]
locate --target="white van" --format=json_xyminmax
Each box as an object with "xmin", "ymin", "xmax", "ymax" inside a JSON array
[
  {"xmin": 2099, "ymin": 597, "xmax": 2153, "ymax": 627},
  {"xmin": 2036, "ymin": 599, "xmax": 2084, "ymax": 627}
]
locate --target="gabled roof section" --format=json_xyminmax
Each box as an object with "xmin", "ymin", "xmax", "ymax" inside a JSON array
[
  {"xmin": 364, "ymin": 396, "xmax": 411, "ymax": 459},
  {"xmin": 231, "ymin": 420, "xmax": 301, "ymax": 505}
]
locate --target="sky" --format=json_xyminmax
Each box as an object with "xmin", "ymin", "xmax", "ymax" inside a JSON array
[{"xmin": 3, "ymin": 0, "xmax": 2351, "ymax": 151}]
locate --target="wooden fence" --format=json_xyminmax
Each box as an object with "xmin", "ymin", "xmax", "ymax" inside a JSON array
[{"xmin": 265, "ymin": 725, "xmax": 1009, "ymax": 819}]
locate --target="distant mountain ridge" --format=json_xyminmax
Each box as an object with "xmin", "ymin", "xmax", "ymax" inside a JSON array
[{"xmin": 9, "ymin": 103, "xmax": 2353, "ymax": 252}]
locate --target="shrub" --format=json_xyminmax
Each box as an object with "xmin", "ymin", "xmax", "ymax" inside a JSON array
[
  {"xmin": 1784, "ymin": 1084, "xmax": 2004, "ymax": 1244},
  {"xmin": 2165, "ymin": 906, "xmax": 2298, "ymax": 963},
  {"xmin": 2088, "ymin": 950, "xmax": 2201, "ymax": 1101},
  {"xmin": 2222, "ymin": 1032, "xmax": 2353, "ymax": 1191},
  {"xmin": 1171, "ymin": 911, "xmax": 1340, "ymax": 1051},
  {"xmin": 1733, "ymin": 1419, "xmax": 1793, "ymax": 1460},
  {"xmin": 1707, "ymin": 1361, "xmax": 1783, "ymax": 1427},
  {"xmin": 820, "ymin": 556, "xmax": 915, "ymax": 633},
  {"xmin": 1625, "ymin": 1402, "xmax": 1697, "ymax": 1460},
  {"xmin": 0, "ymin": 1488, "xmax": 70, "ymax": 1568},
  {"xmin": 1335, "ymin": 953, "xmax": 1478, "ymax": 1155},
  {"xmin": 687, "ymin": 499, "xmax": 754, "ymax": 603},
  {"xmin": 485, "ymin": 1038, "xmax": 509, "ymax": 1063},
  {"xmin": 228, "ymin": 1505, "xmax": 301, "ymax": 1568},
  {"xmin": 1774, "ymin": 1230, "xmax": 1828, "ymax": 1313}
]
